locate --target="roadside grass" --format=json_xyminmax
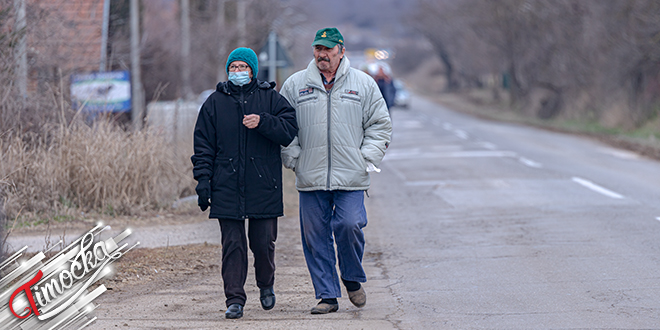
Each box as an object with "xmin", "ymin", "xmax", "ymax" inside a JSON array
[
  {"xmin": 3, "ymin": 212, "xmax": 76, "ymax": 230},
  {"xmin": 0, "ymin": 118, "xmax": 196, "ymax": 229},
  {"xmin": 1, "ymin": 130, "xmax": 298, "ymax": 238}
]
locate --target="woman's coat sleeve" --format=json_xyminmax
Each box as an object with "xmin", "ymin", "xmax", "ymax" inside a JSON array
[
  {"xmin": 255, "ymin": 93, "xmax": 298, "ymax": 147},
  {"xmin": 191, "ymin": 101, "xmax": 216, "ymax": 180}
]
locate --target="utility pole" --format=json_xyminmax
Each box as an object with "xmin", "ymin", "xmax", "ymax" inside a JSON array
[
  {"xmin": 237, "ymin": 0, "xmax": 246, "ymax": 46},
  {"xmin": 130, "ymin": 0, "xmax": 144, "ymax": 130},
  {"xmin": 14, "ymin": 0, "xmax": 27, "ymax": 98},
  {"xmin": 268, "ymin": 31, "xmax": 276, "ymax": 83},
  {"xmin": 216, "ymin": 0, "xmax": 226, "ymax": 83},
  {"xmin": 100, "ymin": 0, "xmax": 110, "ymax": 72},
  {"xmin": 181, "ymin": 0, "xmax": 193, "ymax": 99}
]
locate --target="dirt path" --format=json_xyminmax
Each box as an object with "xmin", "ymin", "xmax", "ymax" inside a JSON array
[
  {"xmin": 87, "ymin": 215, "xmax": 398, "ymax": 330},
  {"xmin": 5, "ymin": 170, "xmax": 400, "ymax": 329}
]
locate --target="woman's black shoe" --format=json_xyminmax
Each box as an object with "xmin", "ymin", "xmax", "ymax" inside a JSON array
[
  {"xmin": 225, "ymin": 303, "xmax": 243, "ymax": 319},
  {"xmin": 260, "ymin": 287, "xmax": 276, "ymax": 310}
]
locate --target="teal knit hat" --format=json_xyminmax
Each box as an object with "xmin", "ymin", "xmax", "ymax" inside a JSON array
[{"xmin": 226, "ymin": 47, "xmax": 258, "ymax": 78}]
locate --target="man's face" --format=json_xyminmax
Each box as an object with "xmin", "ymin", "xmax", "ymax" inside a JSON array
[{"xmin": 314, "ymin": 44, "xmax": 344, "ymax": 72}]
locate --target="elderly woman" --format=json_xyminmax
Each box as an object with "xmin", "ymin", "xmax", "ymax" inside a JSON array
[{"xmin": 191, "ymin": 47, "xmax": 298, "ymax": 319}]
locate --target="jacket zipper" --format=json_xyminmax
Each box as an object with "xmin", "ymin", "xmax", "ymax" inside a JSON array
[
  {"xmin": 239, "ymin": 91, "xmax": 246, "ymax": 218},
  {"xmin": 326, "ymin": 88, "xmax": 332, "ymax": 189},
  {"xmin": 250, "ymin": 157, "xmax": 262, "ymax": 178},
  {"xmin": 229, "ymin": 158, "xmax": 236, "ymax": 172}
]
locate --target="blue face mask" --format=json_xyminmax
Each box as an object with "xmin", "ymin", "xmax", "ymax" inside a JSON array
[{"xmin": 228, "ymin": 71, "xmax": 251, "ymax": 86}]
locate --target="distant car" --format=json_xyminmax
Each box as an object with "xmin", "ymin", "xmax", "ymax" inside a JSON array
[{"xmin": 393, "ymin": 79, "xmax": 410, "ymax": 109}]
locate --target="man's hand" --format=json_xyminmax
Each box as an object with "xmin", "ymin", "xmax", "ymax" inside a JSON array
[{"xmin": 243, "ymin": 114, "xmax": 260, "ymax": 129}]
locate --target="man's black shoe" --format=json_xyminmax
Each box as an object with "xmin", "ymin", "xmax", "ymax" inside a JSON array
[
  {"xmin": 225, "ymin": 303, "xmax": 243, "ymax": 319},
  {"xmin": 260, "ymin": 287, "xmax": 276, "ymax": 310}
]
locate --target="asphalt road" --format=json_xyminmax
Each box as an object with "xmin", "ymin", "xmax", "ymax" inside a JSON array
[
  {"xmin": 7, "ymin": 94, "xmax": 660, "ymax": 329},
  {"xmin": 365, "ymin": 96, "xmax": 660, "ymax": 329}
]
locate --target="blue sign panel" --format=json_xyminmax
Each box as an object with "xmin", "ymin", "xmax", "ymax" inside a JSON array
[{"xmin": 70, "ymin": 71, "xmax": 131, "ymax": 112}]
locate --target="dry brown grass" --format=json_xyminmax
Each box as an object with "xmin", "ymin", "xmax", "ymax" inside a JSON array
[{"xmin": 0, "ymin": 118, "xmax": 194, "ymax": 225}]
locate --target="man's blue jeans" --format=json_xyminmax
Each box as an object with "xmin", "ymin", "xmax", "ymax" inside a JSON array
[{"xmin": 299, "ymin": 190, "xmax": 368, "ymax": 299}]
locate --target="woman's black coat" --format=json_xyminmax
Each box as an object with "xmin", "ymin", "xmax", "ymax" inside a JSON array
[{"xmin": 191, "ymin": 79, "xmax": 298, "ymax": 220}]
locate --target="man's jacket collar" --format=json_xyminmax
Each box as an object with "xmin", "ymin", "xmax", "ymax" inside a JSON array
[{"xmin": 305, "ymin": 56, "xmax": 351, "ymax": 89}]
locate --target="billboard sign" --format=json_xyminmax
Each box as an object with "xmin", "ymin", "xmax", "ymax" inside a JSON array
[{"xmin": 71, "ymin": 71, "xmax": 131, "ymax": 112}]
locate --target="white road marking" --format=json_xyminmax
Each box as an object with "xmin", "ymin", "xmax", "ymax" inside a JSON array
[
  {"xmin": 429, "ymin": 145, "xmax": 465, "ymax": 152},
  {"xmin": 597, "ymin": 147, "xmax": 640, "ymax": 160},
  {"xmin": 384, "ymin": 150, "xmax": 516, "ymax": 161},
  {"xmin": 449, "ymin": 150, "xmax": 516, "ymax": 158},
  {"xmin": 383, "ymin": 149, "xmax": 422, "ymax": 159},
  {"xmin": 382, "ymin": 162, "xmax": 407, "ymax": 181},
  {"xmin": 391, "ymin": 133, "xmax": 436, "ymax": 143},
  {"xmin": 518, "ymin": 157, "xmax": 543, "ymax": 168},
  {"xmin": 571, "ymin": 177, "xmax": 624, "ymax": 199},
  {"xmin": 453, "ymin": 129, "xmax": 469, "ymax": 140},
  {"xmin": 401, "ymin": 120, "xmax": 423, "ymax": 129},
  {"xmin": 479, "ymin": 142, "xmax": 498, "ymax": 150},
  {"xmin": 405, "ymin": 180, "xmax": 447, "ymax": 186}
]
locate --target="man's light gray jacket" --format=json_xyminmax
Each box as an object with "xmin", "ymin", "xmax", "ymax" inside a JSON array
[{"xmin": 281, "ymin": 56, "xmax": 392, "ymax": 191}]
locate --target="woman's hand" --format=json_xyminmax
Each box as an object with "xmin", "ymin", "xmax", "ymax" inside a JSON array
[{"xmin": 243, "ymin": 114, "xmax": 260, "ymax": 129}]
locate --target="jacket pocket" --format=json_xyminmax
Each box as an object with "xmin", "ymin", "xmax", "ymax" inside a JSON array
[
  {"xmin": 251, "ymin": 157, "xmax": 277, "ymax": 189},
  {"xmin": 211, "ymin": 157, "xmax": 236, "ymax": 187},
  {"xmin": 297, "ymin": 95, "xmax": 318, "ymax": 105},
  {"xmin": 340, "ymin": 93, "xmax": 361, "ymax": 104},
  {"xmin": 355, "ymin": 148, "xmax": 367, "ymax": 172},
  {"xmin": 262, "ymin": 161, "xmax": 278, "ymax": 189}
]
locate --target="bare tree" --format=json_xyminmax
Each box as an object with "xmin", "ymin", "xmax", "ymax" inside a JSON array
[
  {"xmin": 412, "ymin": 0, "xmax": 660, "ymax": 127},
  {"xmin": 131, "ymin": 0, "xmax": 287, "ymax": 101},
  {"xmin": 0, "ymin": 0, "xmax": 89, "ymax": 134},
  {"xmin": 0, "ymin": 195, "xmax": 6, "ymax": 264},
  {"xmin": 411, "ymin": 0, "xmax": 462, "ymax": 91},
  {"xmin": 589, "ymin": 0, "xmax": 660, "ymax": 126},
  {"xmin": 412, "ymin": 0, "xmax": 506, "ymax": 92}
]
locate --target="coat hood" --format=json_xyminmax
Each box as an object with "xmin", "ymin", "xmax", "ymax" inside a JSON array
[{"xmin": 216, "ymin": 80, "xmax": 276, "ymax": 94}]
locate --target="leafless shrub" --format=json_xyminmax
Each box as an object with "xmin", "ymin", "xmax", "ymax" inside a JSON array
[
  {"xmin": 61, "ymin": 120, "xmax": 185, "ymax": 213},
  {"xmin": 0, "ymin": 117, "xmax": 188, "ymax": 223}
]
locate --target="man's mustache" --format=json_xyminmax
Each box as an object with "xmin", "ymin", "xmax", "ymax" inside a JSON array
[{"xmin": 317, "ymin": 57, "xmax": 330, "ymax": 63}]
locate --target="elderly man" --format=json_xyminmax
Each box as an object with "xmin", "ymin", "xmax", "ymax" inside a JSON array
[{"xmin": 281, "ymin": 27, "xmax": 392, "ymax": 314}]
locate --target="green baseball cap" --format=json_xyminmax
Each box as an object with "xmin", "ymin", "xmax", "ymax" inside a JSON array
[{"xmin": 312, "ymin": 27, "xmax": 344, "ymax": 48}]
